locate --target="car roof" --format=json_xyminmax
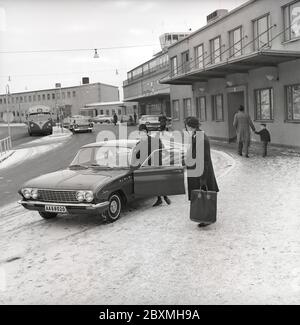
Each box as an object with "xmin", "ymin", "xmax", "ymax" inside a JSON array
[{"xmin": 82, "ymin": 139, "xmax": 139, "ymax": 149}]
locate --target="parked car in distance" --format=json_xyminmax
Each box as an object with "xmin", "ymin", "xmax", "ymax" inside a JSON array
[
  {"xmin": 18, "ymin": 139, "xmax": 185, "ymax": 223},
  {"xmin": 138, "ymin": 115, "xmax": 172, "ymax": 131},
  {"xmin": 120, "ymin": 115, "xmax": 135, "ymax": 126},
  {"xmin": 91, "ymin": 115, "xmax": 112, "ymax": 124},
  {"xmin": 68, "ymin": 116, "xmax": 94, "ymax": 133}
]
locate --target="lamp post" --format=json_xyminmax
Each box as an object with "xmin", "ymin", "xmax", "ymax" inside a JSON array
[{"xmin": 5, "ymin": 84, "xmax": 11, "ymax": 140}]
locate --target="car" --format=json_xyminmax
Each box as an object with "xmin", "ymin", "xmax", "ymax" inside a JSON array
[
  {"xmin": 68, "ymin": 116, "xmax": 94, "ymax": 133},
  {"xmin": 120, "ymin": 115, "xmax": 135, "ymax": 126},
  {"xmin": 91, "ymin": 115, "xmax": 113, "ymax": 124},
  {"xmin": 138, "ymin": 115, "xmax": 172, "ymax": 131},
  {"xmin": 18, "ymin": 139, "xmax": 185, "ymax": 223}
]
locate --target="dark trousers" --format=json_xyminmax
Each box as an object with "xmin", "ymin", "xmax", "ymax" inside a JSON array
[
  {"xmin": 238, "ymin": 141, "xmax": 249, "ymax": 156},
  {"xmin": 262, "ymin": 141, "xmax": 268, "ymax": 157}
]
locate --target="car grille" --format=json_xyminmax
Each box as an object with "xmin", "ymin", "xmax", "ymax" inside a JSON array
[{"xmin": 37, "ymin": 190, "xmax": 78, "ymax": 203}]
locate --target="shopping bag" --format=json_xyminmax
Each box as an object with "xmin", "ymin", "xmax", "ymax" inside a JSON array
[{"xmin": 190, "ymin": 189, "xmax": 217, "ymax": 224}]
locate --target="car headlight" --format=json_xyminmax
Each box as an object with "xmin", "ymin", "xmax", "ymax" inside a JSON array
[
  {"xmin": 85, "ymin": 191, "xmax": 94, "ymax": 203},
  {"xmin": 76, "ymin": 191, "xmax": 85, "ymax": 202},
  {"xmin": 31, "ymin": 189, "xmax": 39, "ymax": 200},
  {"xmin": 22, "ymin": 188, "xmax": 32, "ymax": 199}
]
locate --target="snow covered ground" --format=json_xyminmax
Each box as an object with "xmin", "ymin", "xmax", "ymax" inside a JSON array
[{"xmin": 0, "ymin": 149, "xmax": 299, "ymax": 305}]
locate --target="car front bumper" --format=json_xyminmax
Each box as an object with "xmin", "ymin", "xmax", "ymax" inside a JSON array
[{"xmin": 18, "ymin": 200, "xmax": 110, "ymax": 215}]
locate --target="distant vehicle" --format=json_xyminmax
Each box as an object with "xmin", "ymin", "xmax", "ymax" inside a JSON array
[
  {"xmin": 138, "ymin": 115, "xmax": 172, "ymax": 131},
  {"xmin": 63, "ymin": 115, "xmax": 87, "ymax": 128},
  {"xmin": 27, "ymin": 105, "xmax": 53, "ymax": 136},
  {"xmin": 18, "ymin": 139, "xmax": 185, "ymax": 223},
  {"xmin": 121, "ymin": 115, "xmax": 135, "ymax": 126},
  {"xmin": 68, "ymin": 116, "xmax": 94, "ymax": 133},
  {"xmin": 91, "ymin": 115, "xmax": 112, "ymax": 124}
]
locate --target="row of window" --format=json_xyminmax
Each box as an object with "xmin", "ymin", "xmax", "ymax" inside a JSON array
[
  {"xmin": 170, "ymin": 0, "xmax": 300, "ymax": 75},
  {"xmin": 171, "ymin": 84, "xmax": 300, "ymax": 123},
  {"xmin": 0, "ymin": 111, "xmax": 26, "ymax": 118},
  {"xmin": 96, "ymin": 109, "xmax": 122, "ymax": 116},
  {"xmin": 0, "ymin": 90, "xmax": 76, "ymax": 106}
]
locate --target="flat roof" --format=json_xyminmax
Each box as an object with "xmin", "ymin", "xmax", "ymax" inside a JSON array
[{"xmin": 84, "ymin": 101, "xmax": 127, "ymax": 107}]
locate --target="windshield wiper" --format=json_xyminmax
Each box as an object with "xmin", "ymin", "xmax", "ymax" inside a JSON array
[{"xmin": 69, "ymin": 164, "xmax": 89, "ymax": 169}]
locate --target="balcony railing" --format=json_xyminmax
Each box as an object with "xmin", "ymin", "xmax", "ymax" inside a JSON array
[
  {"xmin": 124, "ymin": 62, "xmax": 169, "ymax": 86},
  {"xmin": 163, "ymin": 24, "xmax": 279, "ymax": 81}
]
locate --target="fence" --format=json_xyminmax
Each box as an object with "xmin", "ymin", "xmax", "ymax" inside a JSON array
[{"xmin": 0, "ymin": 136, "xmax": 12, "ymax": 156}]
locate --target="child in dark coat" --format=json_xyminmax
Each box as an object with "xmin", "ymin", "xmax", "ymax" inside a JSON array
[{"xmin": 255, "ymin": 124, "xmax": 271, "ymax": 157}]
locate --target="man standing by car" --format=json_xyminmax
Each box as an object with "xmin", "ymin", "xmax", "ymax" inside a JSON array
[
  {"xmin": 134, "ymin": 112, "xmax": 137, "ymax": 125},
  {"xmin": 113, "ymin": 112, "xmax": 118, "ymax": 126},
  {"xmin": 134, "ymin": 124, "xmax": 171, "ymax": 207},
  {"xmin": 233, "ymin": 105, "xmax": 256, "ymax": 158}
]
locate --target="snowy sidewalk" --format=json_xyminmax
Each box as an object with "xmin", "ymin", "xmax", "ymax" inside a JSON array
[{"xmin": 0, "ymin": 148, "xmax": 299, "ymax": 304}]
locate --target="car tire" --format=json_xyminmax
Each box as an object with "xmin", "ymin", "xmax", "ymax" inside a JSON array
[
  {"xmin": 39, "ymin": 212, "xmax": 58, "ymax": 220},
  {"xmin": 104, "ymin": 193, "xmax": 122, "ymax": 223}
]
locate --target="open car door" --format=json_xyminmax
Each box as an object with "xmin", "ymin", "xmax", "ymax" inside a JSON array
[{"xmin": 133, "ymin": 149, "xmax": 185, "ymax": 197}]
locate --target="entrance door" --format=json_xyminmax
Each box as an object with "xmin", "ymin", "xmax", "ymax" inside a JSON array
[{"xmin": 227, "ymin": 91, "xmax": 245, "ymax": 142}]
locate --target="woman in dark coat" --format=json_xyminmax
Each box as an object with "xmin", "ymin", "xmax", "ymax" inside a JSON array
[{"xmin": 185, "ymin": 117, "xmax": 219, "ymax": 227}]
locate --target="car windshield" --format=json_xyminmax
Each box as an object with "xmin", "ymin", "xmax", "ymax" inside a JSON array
[
  {"xmin": 142, "ymin": 116, "xmax": 159, "ymax": 122},
  {"xmin": 70, "ymin": 145, "xmax": 133, "ymax": 168}
]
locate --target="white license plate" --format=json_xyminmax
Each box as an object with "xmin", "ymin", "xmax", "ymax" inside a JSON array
[{"xmin": 45, "ymin": 205, "xmax": 67, "ymax": 213}]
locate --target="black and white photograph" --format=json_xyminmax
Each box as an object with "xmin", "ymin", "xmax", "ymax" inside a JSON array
[{"xmin": 0, "ymin": 0, "xmax": 300, "ymax": 310}]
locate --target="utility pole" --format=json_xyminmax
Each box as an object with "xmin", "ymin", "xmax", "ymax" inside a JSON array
[{"xmin": 5, "ymin": 84, "xmax": 11, "ymax": 141}]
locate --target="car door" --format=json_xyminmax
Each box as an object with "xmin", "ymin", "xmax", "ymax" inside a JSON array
[{"xmin": 133, "ymin": 149, "xmax": 185, "ymax": 197}]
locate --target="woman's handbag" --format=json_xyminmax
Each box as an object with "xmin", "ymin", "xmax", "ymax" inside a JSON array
[{"xmin": 190, "ymin": 188, "xmax": 217, "ymax": 224}]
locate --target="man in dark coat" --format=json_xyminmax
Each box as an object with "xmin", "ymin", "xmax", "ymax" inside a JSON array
[
  {"xmin": 134, "ymin": 112, "xmax": 137, "ymax": 125},
  {"xmin": 113, "ymin": 112, "xmax": 118, "ymax": 126},
  {"xmin": 255, "ymin": 124, "xmax": 271, "ymax": 157},
  {"xmin": 185, "ymin": 117, "xmax": 219, "ymax": 227},
  {"xmin": 133, "ymin": 124, "xmax": 171, "ymax": 207},
  {"xmin": 159, "ymin": 113, "xmax": 168, "ymax": 132}
]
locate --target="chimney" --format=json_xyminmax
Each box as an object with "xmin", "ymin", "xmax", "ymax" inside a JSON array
[
  {"xmin": 207, "ymin": 9, "xmax": 228, "ymax": 24},
  {"xmin": 82, "ymin": 77, "xmax": 89, "ymax": 84}
]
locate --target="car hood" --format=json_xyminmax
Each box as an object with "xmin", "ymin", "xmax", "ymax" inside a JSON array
[{"xmin": 21, "ymin": 168, "xmax": 131, "ymax": 192}]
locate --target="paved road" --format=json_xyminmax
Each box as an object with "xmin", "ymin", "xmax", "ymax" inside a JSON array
[{"xmin": 0, "ymin": 124, "xmax": 138, "ymax": 207}]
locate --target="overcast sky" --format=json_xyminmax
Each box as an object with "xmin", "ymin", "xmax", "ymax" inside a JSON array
[{"xmin": 0, "ymin": 0, "xmax": 246, "ymax": 97}]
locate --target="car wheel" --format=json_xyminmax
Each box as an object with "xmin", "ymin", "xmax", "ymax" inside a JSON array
[
  {"xmin": 104, "ymin": 193, "xmax": 122, "ymax": 223},
  {"xmin": 39, "ymin": 212, "xmax": 58, "ymax": 220}
]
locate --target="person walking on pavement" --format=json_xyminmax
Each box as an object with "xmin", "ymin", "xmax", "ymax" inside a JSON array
[
  {"xmin": 134, "ymin": 124, "xmax": 171, "ymax": 207},
  {"xmin": 233, "ymin": 105, "xmax": 256, "ymax": 158},
  {"xmin": 113, "ymin": 112, "xmax": 118, "ymax": 126},
  {"xmin": 134, "ymin": 112, "xmax": 137, "ymax": 125},
  {"xmin": 255, "ymin": 124, "xmax": 271, "ymax": 157},
  {"xmin": 185, "ymin": 117, "xmax": 219, "ymax": 227},
  {"xmin": 159, "ymin": 113, "xmax": 168, "ymax": 133}
]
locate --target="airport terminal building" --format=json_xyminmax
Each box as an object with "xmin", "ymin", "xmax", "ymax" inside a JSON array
[{"xmin": 161, "ymin": 0, "xmax": 300, "ymax": 147}]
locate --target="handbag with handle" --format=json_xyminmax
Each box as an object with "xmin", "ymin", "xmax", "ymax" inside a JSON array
[{"xmin": 190, "ymin": 188, "xmax": 217, "ymax": 224}]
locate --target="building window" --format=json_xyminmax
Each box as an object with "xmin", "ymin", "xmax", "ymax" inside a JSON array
[
  {"xmin": 24, "ymin": 96, "xmax": 27, "ymax": 102},
  {"xmin": 106, "ymin": 110, "xmax": 109, "ymax": 115},
  {"xmin": 29, "ymin": 95, "xmax": 32, "ymax": 102},
  {"xmin": 171, "ymin": 56, "xmax": 178, "ymax": 77},
  {"xmin": 172, "ymin": 100, "xmax": 180, "ymax": 121},
  {"xmin": 210, "ymin": 36, "xmax": 221, "ymax": 64},
  {"xmin": 118, "ymin": 109, "xmax": 122, "ymax": 115},
  {"xmin": 42, "ymin": 94, "xmax": 45, "ymax": 100},
  {"xmin": 62, "ymin": 92, "xmax": 65, "ymax": 99},
  {"xmin": 286, "ymin": 84, "xmax": 300, "ymax": 121},
  {"xmin": 73, "ymin": 91, "xmax": 76, "ymax": 97},
  {"xmin": 67, "ymin": 91, "xmax": 71, "ymax": 98},
  {"xmin": 196, "ymin": 96, "xmax": 207, "ymax": 121},
  {"xmin": 100, "ymin": 110, "xmax": 104, "ymax": 115},
  {"xmin": 20, "ymin": 96, "xmax": 23, "ymax": 103},
  {"xmin": 0, "ymin": 98, "xmax": 2, "ymax": 104},
  {"xmin": 212, "ymin": 94, "xmax": 224, "ymax": 121},
  {"xmin": 183, "ymin": 98, "xmax": 192, "ymax": 118},
  {"xmin": 52, "ymin": 93, "xmax": 55, "ymax": 100},
  {"xmin": 283, "ymin": 1, "xmax": 300, "ymax": 41},
  {"xmin": 47, "ymin": 94, "xmax": 50, "ymax": 100},
  {"xmin": 253, "ymin": 14, "xmax": 270, "ymax": 50},
  {"xmin": 229, "ymin": 26, "xmax": 243, "ymax": 57},
  {"xmin": 33, "ymin": 95, "xmax": 36, "ymax": 101},
  {"xmin": 194, "ymin": 44, "xmax": 204, "ymax": 69},
  {"xmin": 255, "ymin": 88, "xmax": 274, "ymax": 121},
  {"xmin": 181, "ymin": 50, "xmax": 190, "ymax": 74}
]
